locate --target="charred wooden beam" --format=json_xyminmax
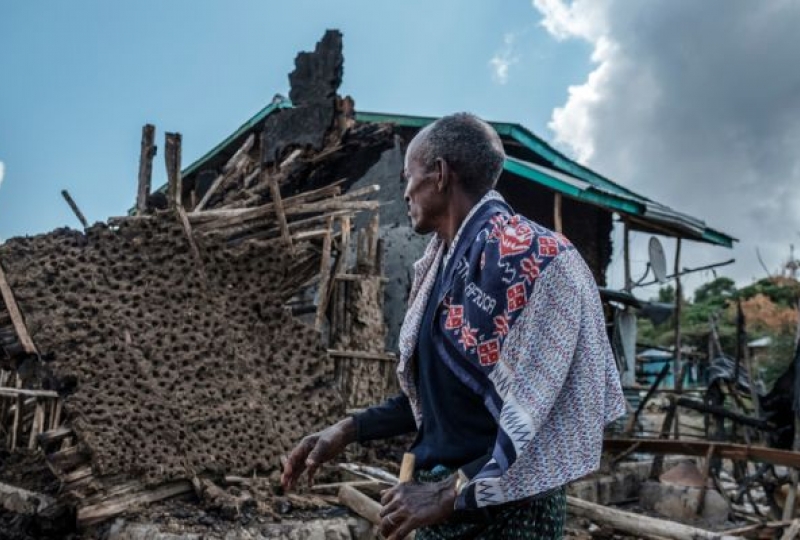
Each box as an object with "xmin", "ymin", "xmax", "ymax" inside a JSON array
[
  {"xmin": 61, "ymin": 190, "xmax": 89, "ymax": 228},
  {"xmin": 676, "ymin": 397, "xmax": 773, "ymax": 431},
  {"xmin": 136, "ymin": 124, "xmax": 156, "ymax": 214}
]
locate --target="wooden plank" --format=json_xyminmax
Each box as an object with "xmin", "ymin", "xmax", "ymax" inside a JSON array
[
  {"xmin": 62, "ymin": 465, "xmax": 93, "ymax": 484},
  {"xmin": 136, "ymin": 124, "xmax": 156, "ymax": 214},
  {"xmin": 0, "ymin": 262, "xmax": 37, "ymax": 354},
  {"xmin": 61, "ymin": 190, "xmax": 89, "ymax": 228},
  {"xmin": 606, "ymin": 437, "xmax": 800, "ymax": 469},
  {"xmin": 0, "ymin": 480, "xmax": 56, "ymax": 514},
  {"xmin": 77, "ymin": 480, "xmax": 193, "ymax": 526}
]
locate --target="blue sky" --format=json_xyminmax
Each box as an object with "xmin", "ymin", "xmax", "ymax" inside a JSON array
[
  {"xmin": 4, "ymin": 1, "xmax": 798, "ymax": 293},
  {"xmin": 0, "ymin": 0, "xmax": 590, "ymax": 239}
]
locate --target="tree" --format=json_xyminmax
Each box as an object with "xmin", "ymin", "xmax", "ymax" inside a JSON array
[{"xmin": 694, "ymin": 277, "xmax": 736, "ymax": 305}]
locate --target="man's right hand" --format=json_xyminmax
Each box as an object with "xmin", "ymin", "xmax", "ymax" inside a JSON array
[{"xmin": 280, "ymin": 417, "xmax": 357, "ymax": 491}]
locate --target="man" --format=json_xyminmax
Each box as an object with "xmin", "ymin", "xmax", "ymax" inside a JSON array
[{"xmin": 282, "ymin": 113, "xmax": 626, "ymax": 539}]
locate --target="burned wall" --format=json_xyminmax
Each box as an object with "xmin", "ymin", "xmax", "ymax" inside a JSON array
[{"xmin": 0, "ymin": 216, "xmax": 341, "ymax": 486}]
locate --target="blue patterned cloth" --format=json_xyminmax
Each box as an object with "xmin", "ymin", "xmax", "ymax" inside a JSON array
[{"xmin": 397, "ymin": 191, "xmax": 626, "ymax": 510}]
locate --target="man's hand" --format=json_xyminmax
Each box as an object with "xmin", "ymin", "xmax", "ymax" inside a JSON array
[
  {"xmin": 379, "ymin": 475, "xmax": 457, "ymax": 539},
  {"xmin": 281, "ymin": 418, "xmax": 356, "ymax": 491}
]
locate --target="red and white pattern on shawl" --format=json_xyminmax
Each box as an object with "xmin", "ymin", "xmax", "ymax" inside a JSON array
[{"xmin": 396, "ymin": 191, "xmax": 627, "ymax": 510}]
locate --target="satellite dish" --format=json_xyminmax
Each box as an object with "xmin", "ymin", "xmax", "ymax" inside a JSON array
[{"xmin": 648, "ymin": 237, "xmax": 668, "ymax": 284}]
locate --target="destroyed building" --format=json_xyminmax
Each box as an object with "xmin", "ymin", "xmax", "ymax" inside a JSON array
[{"xmin": 7, "ymin": 28, "xmax": 800, "ymax": 540}]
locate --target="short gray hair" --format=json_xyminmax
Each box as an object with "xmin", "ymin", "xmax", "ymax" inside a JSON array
[{"xmin": 415, "ymin": 113, "xmax": 505, "ymax": 199}]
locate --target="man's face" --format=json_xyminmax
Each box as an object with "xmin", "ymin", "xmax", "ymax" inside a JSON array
[{"xmin": 403, "ymin": 144, "xmax": 445, "ymax": 235}]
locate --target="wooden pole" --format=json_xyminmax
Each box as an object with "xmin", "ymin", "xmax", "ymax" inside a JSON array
[
  {"xmin": 567, "ymin": 496, "xmax": 739, "ymax": 540},
  {"xmin": 268, "ymin": 172, "xmax": 292, "ymax": 250},
  {"xmin": 165, "ymin": 132, "xmax": 182, "ymax": 208},
  {"xmin": 783, "ymin": 330, "xmax": 800, "ymax": 521},
  {"xmin": 673, "ymin": 238, "xmax": 683, "ymax": 393},
  {"xmin": 0, "ymin": 262, "xmax": 38, "ymax": 354},
  {"xmin": 315, "ymin": 217, "xmax": 335, "ymax": 332},
  {"xmin": 623, "ymin": 222, "xmax": 632, "ymax": 291},
  {"xmin": 553, "ymin": 193, "xmax": 563, "ymax": 234},
  {"xmin": 136, "ymin": 124, "xmax": 156, "ymax": 214},
  {"xmin": 60, "ymin": 190, "xmax": 88, "ymax": 228}
]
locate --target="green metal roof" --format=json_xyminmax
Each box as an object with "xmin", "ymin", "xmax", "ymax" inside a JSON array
[{"xmin": 172, "ymin": 102, "xmax": 735, "ymax": 248}]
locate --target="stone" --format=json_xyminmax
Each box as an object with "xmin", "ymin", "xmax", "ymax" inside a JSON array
[{"xmin": 639, "ymin": 480, "xmax": 729, "ymax": 527}]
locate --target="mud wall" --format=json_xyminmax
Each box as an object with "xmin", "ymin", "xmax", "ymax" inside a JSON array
[{"xmin": 0, "ymin": 216, "xmax": 342, "ymax": 485}]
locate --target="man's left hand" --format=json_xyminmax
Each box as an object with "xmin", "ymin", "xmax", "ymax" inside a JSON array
[{"xmin": 379, "ymin": 475, "xmax": 457, "ymax": 539}]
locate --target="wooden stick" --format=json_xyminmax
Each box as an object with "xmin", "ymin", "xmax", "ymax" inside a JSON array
[
  {"xmin": 782, "ymin": 519, "xmax": 800, "ymax": 540},
  {"xmin": 315, "ymin": 217, "xmax": 334, "ymax": 331},
  {"xmin": 335, "ymin": 273, "xmax": 389, "ymax": 283},
  {"xmin": 311, "ymin": 480, "xmax": 387, "ymax": 491},
  {"xmin": 328, "ymin": 349, "xmax": 396, "ymax": 362},
  {"xmin": 77, "ymin": 480, "xmax": 193, "ymax": 526},
  {"xmin": 10, "ymin": 394, "xmax": 22, "ymax": 449},
  {"xmin": 195, "ymin": 172, "xmax": 226, "ymax": 211},
  {"xmin": 338, "ymin": 463, "xmax": 399, "ymax": 484},
  {"xmin": 0, "ymin": 262, "xmax": 38, "ymax": 354},
  {"xmin": 37, "ymin": 425, "xmax": 74, "ymax": 445},
  {"xmin": 190, "ymin": 179, "xmax": 350, "ymax": 224},
  {"xmin": 696, "ymin": 444, "xmax": 715, "ymax": 516},
  {"xmin": 50, "ymin": 399, "xmax": 62, "ymax": 430},
  {"xmin": 399, "ymin": 453, "xmax": 415, "ymax": 483},
  {"xmin": 176, "ymin": 205, "xmax": 204, "ymax": 271},
  {"xmin": 625, "ymin": 361, "xmax": 671, "ymax": 435},
  {"xmin": 28, "ymin": 399, "xmax": 45, "ymax": 449},
  {"xmin": 136, "ymin": 124, "xmax": 156, "ymax": 214},
  {"xmin": 0, "ymin": 388, "xmax": 58, "ymax": 398},
  {"xmin": 566, "ymin": 496, "xmax": 739, "ymax": 540},
  {"xmin": 267, "ymin": 170, "xmax": 293, "ymax": 249},
  {"xmin": 165, "ymin": 132, "xmax": 182, "ymax": 208},
  {"xmin": 61, "ymin": 190, "xmax": 89, "ymax": 228},
  {"xmin": 222, "ymin": 133, "xmax": 254, "ymax": 175},
  {"xmin": 553, "ymin": 192, "xmax": 563, "ymax": 233},
  {"xmin": 338, "ymin": 484, "xmax": 381, "ymax": 525}
]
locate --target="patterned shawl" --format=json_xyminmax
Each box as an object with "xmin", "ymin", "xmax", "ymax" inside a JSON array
[{"xmin": 397, "ymin": 191, "xmax": 626, "ymax": 510}]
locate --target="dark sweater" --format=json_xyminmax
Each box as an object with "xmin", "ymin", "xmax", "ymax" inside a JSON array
[{"xmin": 353, "ymin": 262, "xmax": 496, "ymax": 478}]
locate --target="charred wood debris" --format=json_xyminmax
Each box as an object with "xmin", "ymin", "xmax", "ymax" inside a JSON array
[{"xmin": 0, "ymin": 29, "xmax": 800, "ymax": 539}]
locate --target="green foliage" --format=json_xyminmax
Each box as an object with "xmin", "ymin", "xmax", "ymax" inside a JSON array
[
  {"xmin": 738, "ymin": 278, "xmax": 800, "ymax": 308},
  {"xmin": 694, "ymin": 277, "xmax": 736, "ymax": 305},
  {"xmin": 657, "ymin": 285, "xmax": 675, "ymax": 304},
  {"xmin": 638, "ymin": 275, "xmax": 799, "ymax": 389}
]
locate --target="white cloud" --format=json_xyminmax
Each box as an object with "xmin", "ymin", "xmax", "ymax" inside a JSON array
[
  {"xmin": 532, "ymin": 0, "xmax": 800, "ymax": 290},
  {"xmin": 489, "ymin": 33, "xmax": 519, "ymax": 85}
]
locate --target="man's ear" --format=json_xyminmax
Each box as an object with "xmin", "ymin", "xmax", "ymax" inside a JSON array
[{"xmin": 435, "ymin": 158, "xmax": 450, "ymax": 192}]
